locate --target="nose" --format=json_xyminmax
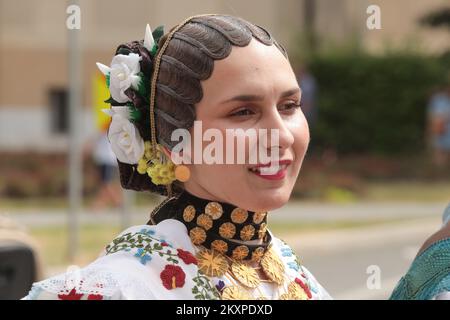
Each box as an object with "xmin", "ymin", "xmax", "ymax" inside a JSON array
[{"xmin": 260, "ymin": 106, "xmax": 295, "ymax": 153}]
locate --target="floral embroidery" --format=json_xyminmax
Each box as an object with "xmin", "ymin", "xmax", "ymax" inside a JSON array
[
  {"xmin": 281, "ymin": 247, "xmax": 293, "ymax": 257},
  {"xmin": 58, "ymin": 288, "xmax": 83, "ymax": 300},
  {"xmin": 215, "ymin": 280, "xmax": 225, "ymax": 292},
  {"xmin": 134, "ymin": 248, "xmax": 152, "ymax": 265},
  {"xmin": 105, "ymin": 230, "xmax": 179, "ymax": 264},
  {"xmin": 177, "ymin": 248, "xmax": 198, "ymax": 265},
  {"xmin": 287, "ymin": 261, "xmax": 300, "ymax": 271},
  {"xmin": 105, "ymin": 228, "xmax": 220, "ymax": 299},
  {"xmin": 191, "ymin": 274, "xmax": 221, "ymax": 300},
  {"xmin": 157, "ymin": 235, "xmax": 173, "ymax": 247},
  {"xmin": 295, "ymin": 277, "xmax": 312, "ymax": 299},
  {"xmin": 57, "ymin": 288, "xmax": 104, "ymax": 300},
  {"xmin": 139, "ymin": 228, "xmax": 155, "ymax": 236},
  {"xmin": 160, "ymin": 265, "xmax": 186, "ymax": 290}
]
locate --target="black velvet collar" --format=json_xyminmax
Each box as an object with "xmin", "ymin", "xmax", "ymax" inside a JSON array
[{"xmin": 147, "ymin": 190, "xmax": 271, "ymax": 262}]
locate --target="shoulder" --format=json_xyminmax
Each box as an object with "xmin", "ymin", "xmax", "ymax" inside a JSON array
[
  {"xmin": 390, "ymin": 237, "xmax": 450, "ymax": 300},
  {"xmin": 270, "ymin": 234, "xmax": 332, "ymax": 300},
  {"xmin": 25, "ymin": 220, "xmax": 212, "ymax": 300}
]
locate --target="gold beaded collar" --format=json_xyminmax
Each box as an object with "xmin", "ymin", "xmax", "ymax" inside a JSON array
[{"xmin": 171, "ymin": 191, "xmax": 271, "ymax": 263}]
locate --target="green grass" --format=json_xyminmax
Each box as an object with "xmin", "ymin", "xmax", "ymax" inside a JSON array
[
  {"xmin": 363, "ymin": 181, "xmax": 450, "ymax": 202},
  {"xmin": 30, "ymin": 224, "xmax": 122, "ymax": 267}
]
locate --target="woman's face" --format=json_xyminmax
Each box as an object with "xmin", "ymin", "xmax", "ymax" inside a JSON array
[{"xmin": 182, "ymin": 38, "xmax": 310, "ymax": 212}]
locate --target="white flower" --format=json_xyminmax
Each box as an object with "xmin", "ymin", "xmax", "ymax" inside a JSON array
[
  {"xmin": 96, "ymin": 53, "xmax": 142, "ymax": 103},
  {"xmin": 101, "ymin": 106, "xmax": 130, "ymax": 119},
  {"xmin": 108, "ymin": 113, "xmax": 144, "ymax": 164}
]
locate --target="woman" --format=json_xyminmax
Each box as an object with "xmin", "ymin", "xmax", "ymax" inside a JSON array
[{"xmin": 24, "ymin": 14, "xmax": 330, "ymax": 300}]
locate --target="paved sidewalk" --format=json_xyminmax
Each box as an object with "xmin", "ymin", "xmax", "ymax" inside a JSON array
[{"xmin": 2, "ymin": 201, "xmax": 448, "ymax": 227}]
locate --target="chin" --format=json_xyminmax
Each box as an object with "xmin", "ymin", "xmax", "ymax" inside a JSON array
[{"xmin": 243, "ymin": 189, "xmax": 291, "ymax": 212}]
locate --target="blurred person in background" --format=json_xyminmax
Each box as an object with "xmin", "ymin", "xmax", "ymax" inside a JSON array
[
  {"xmin": 297, "ymin": 65, "xmax": 318, "ymax": 131},
  {"xmin": 427, "ymin": 85, "xmax": 450, "ymax": 166},
  {"xmin": 85, "ymin": 122, "xmax": 123, "ymax": 211}
]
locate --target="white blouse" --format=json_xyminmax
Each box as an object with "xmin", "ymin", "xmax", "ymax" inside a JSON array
[{"xmin": 24, "ymin": 219, "xmax": 331, "ymax": 300}]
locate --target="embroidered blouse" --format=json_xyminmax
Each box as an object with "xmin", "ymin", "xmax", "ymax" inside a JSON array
[{"xmin": 24, "ymin": 192, "xmax": 331, "ymax": 300}]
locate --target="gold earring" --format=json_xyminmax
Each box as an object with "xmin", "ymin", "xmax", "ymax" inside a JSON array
[{"xmin": 175, "ymin": 165, "xmax": 190, "ymax": 182}]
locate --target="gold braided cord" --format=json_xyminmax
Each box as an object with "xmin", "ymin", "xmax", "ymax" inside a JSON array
[{"xmin": 149, "ymin": 13, "xmax": 219, "ymax": 153}]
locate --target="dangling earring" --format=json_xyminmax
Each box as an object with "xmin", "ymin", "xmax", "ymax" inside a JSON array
[
  {"xmin": 138, "ymin": 142, "xmax": 176, "ymax": 185},
  {"xmin": 175, "ymin": 165, "xmax": 190, "ymax": 182}
]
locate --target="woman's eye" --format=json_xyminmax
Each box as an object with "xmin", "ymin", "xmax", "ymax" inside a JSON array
[
  {"xmin": 229, "ymin": 108, "xmax": 255, "ymax": 117},
  {"xmin": 278, "ymin": 102, "xmax": 302, "ymax": 113}
]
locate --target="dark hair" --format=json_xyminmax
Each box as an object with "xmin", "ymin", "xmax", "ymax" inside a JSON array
[{"xmin": 113, "ymin": 14, "xmax": 288, "ymax": 195}]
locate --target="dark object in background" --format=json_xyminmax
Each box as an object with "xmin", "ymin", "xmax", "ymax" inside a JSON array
[
  {"xmin": 48, "ymin": 88, "xmax": 68, "ymax": 134},
  {"xmin": 0, "ymin": 241, "xmax": 37, "ymax": 300}
]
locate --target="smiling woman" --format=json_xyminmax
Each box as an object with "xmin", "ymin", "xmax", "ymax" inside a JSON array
[{"xmin": 23, "ymin": 14, "xmax": 329, "ymax": 300}]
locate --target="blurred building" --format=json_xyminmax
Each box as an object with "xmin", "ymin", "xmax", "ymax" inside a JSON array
[{"xmin": 0, "ymin": 0, "xmax": 448, "ymax": 152}]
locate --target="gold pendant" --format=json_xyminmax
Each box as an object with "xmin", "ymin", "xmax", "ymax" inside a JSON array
[
  {"xmin": 253, "ymin": 211, "xmax": 267, "ymax": 224},
  {"xmin": 251, "ymin": 246, "xmax": 265, "ymax": 263},
  {"xmin": 230, "ymin": 208, "xmax": 248, "ymax": 224},
  {"xmin": 279, "ymin": 293, "xmax": 291, "ymax": 300},
  {"xmin": 183, "ymin": 205, "xmax": 196, "ymax": 222},
  {"xmin": 240, "ymin": 225, "xmax": 255, "ymax": 241},
  {"xmin": 230, "ymin": 261, "xmax": 261, "ymax": 288},
  {"xmin": 231, "ymin": 245, "xmax": 249, "ymax": 260},
  {"xmin": 260, "ymin": 246, "xmax": 285, "ymax": 285},
  {"xmin": 205, "ymin": 201, "xmax": 223, "ymax": 220},
  {"xmin": 196, "ymin": 213, "xmax": 213, "ymax": 230},
  {"xmin": 219, "ymin": 222, "xmax": 236, "ymax": 239},
  {"xmin": 196, "ymin": 248, "xmax": 229, "ymax": 277},
  {"xmin": 211, "ymin": 239, "xmax": 228, "ymax": 254},
  {"xmin": 221, "ymin": 285, "xmax": 251, "ymax": 300},
  {"xmin": 189, "ymin": 227, "xmax": 206, "ymax": 245}
]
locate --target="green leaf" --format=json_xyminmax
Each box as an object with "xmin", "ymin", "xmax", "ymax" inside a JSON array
[
  {"xmin": 125, "ymin": 102, "xmax": 142, "ymax": 122},
  {"xmin": 152, "ymin": 25, "xmax": 164, "ymax": 44}
]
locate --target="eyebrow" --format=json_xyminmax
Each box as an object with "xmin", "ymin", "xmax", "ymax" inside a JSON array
[{"xmin": 221, "ymin": 87, "xmax": 301, "ymax": 104}]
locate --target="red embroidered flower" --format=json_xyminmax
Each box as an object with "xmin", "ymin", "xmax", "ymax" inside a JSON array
[
  {"xmin": 161, "ymin": 241, "xmax": 169, "ymax": 247},
  {"xmin": 160, "ymin": 264, "xmax": 186, "ymax": 290},
  {"xmin": 177, "ymin": 248, "xmax": 198, "ymax": 265},
  {"xmin": 87, "ymin": 294, "xmax": 103, "ymax": 300},
  {"xmin": 295, "ymin": 277, "xmax": 312, "ymax": 299},
  {"xmin": 58, "ymin": 288, "xmax": 83, "ymax": 300}
]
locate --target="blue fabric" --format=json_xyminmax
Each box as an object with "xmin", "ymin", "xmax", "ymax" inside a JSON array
[{"xmin": 390, "ymin": 237, "xmax": 450, "ymax": 300}]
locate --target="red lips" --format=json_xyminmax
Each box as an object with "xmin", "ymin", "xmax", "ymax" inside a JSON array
[{"xmin": 248, "ymin": 159, "xmax": 292, "ymax": 180}]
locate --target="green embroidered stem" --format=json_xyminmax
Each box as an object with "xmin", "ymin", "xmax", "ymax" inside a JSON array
[
  {"xmin": 105, "ymin": 232, "xmax": 180, "ymax": 263},
  {"xmin": 192, "ymin": 274, "xmax": 220, "ymax": 300}
]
